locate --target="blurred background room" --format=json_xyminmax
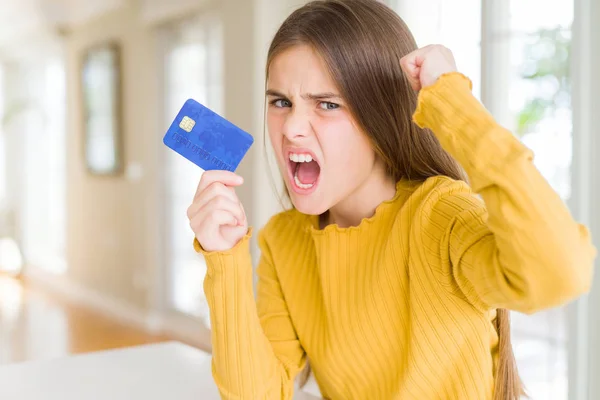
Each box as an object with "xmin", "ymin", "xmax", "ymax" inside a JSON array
[{"xmin": 0, "ymin": 0, "xmax": 598, "ymax": 399}]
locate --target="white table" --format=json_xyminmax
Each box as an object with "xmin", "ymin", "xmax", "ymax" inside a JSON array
[{"xmin": 0, "ymin": 341, "xmax": 321, "ymax": 399}]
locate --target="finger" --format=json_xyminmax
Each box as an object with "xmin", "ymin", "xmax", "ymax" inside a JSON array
[
  {"xmin": 189, "ymin": 194, "xmax": 245, "ymax": 225},
  {"xmin": 194, "ymin": 195, "xmax": 245, "ymax": 226},
  {"xmin": 190, "ymin": 181, "xmax": 238, "ymax": 215},
  {"xmin": 196, "ymin": 170, "xmax": 243, "ymax": 197},
  {"xmin": 400, "ymin": 60, "xmax": 421, "ymax": 91},
  {"xmin": 400, "ymin": 53, "xmax": 424, "ymax": 91},
  {"xmin": 408, "ymin": 66, "xmax": 422, "ymax": 91},
  {"xmin": 209, "ymin": 209, "xmax": 238, "ymax": 227},
  {"xmin": 401, "ymin": 46, "xmax": 430, "ymax": 69},
  {"xmin": 240, "ymin": 202, "xmax": 247, "ymax": 223},
  {"xmin": 192, "ymin": 210, "xmax": 238, "ymax": 236}
]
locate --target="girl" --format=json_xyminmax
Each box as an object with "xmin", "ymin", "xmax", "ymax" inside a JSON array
[{"xmin": 187, "ymin": 0, "xmax": 596, "ymax": 399}]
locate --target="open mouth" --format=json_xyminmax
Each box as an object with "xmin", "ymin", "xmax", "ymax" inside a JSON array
[{"xmin": 287, "ymin": 150, "xmax": 321, "ymax": 193}]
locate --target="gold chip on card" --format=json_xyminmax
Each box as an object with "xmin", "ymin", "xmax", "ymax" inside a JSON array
[{"xmin": 179, "ymin": 116, "xmax": 196, "ymax": 132}]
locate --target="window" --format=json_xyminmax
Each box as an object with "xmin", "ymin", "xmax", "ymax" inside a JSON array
[
  {"xmin": 0, "ymin": 64, "xmax": 23, "ymax": 275},
  {"xmin": 19, "ymin": 57, "xmax": 67, "ymax": 275},
  {"xmin": 485, "ymin": 1, "xmax": 574, "ymax": 399},
  {"xmin": 393, "ymin": 0, "xmax": 577, "ymax": 398},
  {"xmin": 161, "ymin": 13, "xmax": 223, "ymax": 325},
  {"xmin": 391, "ymin": 0, "xmax": 482, "ymax": 99},
  {"xmin": 0, "ymin": 65, "xmax": 6, "ymax": 203}
]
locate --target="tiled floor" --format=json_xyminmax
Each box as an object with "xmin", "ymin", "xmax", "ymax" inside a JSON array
[{"xmin": 0, "ymin": 274, "xmax": 170, "ymax": 366}]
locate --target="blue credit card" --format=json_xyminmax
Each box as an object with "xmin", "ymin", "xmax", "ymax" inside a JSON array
[{"xmin": 163, "ymin": 99, "xmax": 254, "ymax": 172}]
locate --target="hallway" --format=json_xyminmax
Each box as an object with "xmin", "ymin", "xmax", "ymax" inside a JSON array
[{"xmin": 0, "ymin": 274, "xmax": 170, "ymax": 366}]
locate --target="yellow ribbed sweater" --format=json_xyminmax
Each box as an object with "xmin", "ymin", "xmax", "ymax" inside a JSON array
[{"xmin": 195, "ymin": 73, "xmax": 597, "ymax": 399}]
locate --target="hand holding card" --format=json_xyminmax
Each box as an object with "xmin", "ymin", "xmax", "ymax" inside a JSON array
[
  {"xmin": 187, "ymin": 170, "xmax": 248, "ymax": 252},
  {"xmin": 163, "ymin": 99, "xmax": 254, "ymax": 251}
]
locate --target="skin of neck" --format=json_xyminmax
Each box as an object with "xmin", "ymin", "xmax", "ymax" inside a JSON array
[{"xmin": 322, "ymin": 160, "xmax": 397, "ymax": 229}]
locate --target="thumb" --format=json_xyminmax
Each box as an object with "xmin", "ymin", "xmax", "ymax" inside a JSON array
[{"xmin": 400, "ymin": 55, "xmax": 422, "ymax": 91}]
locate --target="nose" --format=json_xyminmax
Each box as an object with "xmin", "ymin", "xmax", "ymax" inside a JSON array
[{"xmin": 282, "ymin": 107, "xmax": 311, "ymax": 141}]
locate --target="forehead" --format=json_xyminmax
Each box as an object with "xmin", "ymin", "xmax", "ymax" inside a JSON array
[{"xmin": 267, "ymin": 45, "xmax": 338, "ymax": 91}]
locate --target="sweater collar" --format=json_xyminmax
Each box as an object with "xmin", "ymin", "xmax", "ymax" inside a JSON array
[{"xmin": 305, "ymin": 179, "xmax": 414, "ymax": 236}]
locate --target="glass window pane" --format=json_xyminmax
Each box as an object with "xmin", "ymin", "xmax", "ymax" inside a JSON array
[
  {"xmin": 396, "ymin": 1, "xmax": 575, "ymax": 398},
  {"xmin": 19, "ymin": 59, "xmax": 67, "ymax": 275},
  {"xmin": 162, "ymin": 14, "xmax": 223, "ymax": 324},
  {"xmin": 494, "ymin": 1, "xmax": 574, "ymax": 399},
  {"xmin": 0, "ymin": 65, "xmax": 5, "ymax": 203},
  {"xmin": 392, "ymin": 0, "xmax": 482, "ymax": 99}
]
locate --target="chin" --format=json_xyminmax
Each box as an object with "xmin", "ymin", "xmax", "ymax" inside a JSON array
[
  {"xmin": 287, "ymin": 185, "xmax": 330, "ymax": 216},
  {"xmin": 291, "ymin": 198, "xmax": 328, "ymax": 215}
]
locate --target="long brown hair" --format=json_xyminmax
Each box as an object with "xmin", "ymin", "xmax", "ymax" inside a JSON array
[{"xmin": 265, "ymin": 1, "xmax": 524, "ymax": 399}]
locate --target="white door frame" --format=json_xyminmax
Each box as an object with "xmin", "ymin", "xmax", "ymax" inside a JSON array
[{"xmin": 570, "ymin": 1, "xmax": 600, "ymax": 398}]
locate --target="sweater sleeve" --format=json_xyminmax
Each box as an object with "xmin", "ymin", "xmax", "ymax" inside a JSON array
[
  {"xmin": 196, "ymin": 228, "xmax": 306, "ymax": 399},
  {"xmin": 413, "ymin": 72, "xmax": 597, "ymax": 314}
]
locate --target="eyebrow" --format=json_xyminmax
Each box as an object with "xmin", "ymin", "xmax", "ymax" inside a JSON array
[{"xmin": 265, "ymin": 89, "xmax": 342, "ymax": 101}]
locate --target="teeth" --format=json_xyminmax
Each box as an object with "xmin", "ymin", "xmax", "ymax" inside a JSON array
[
  {"xmin": 289, "ymin": 152, "xmax": 316, "ymax": 190},
  {"xmin": 289, "ymin": 153, "xmax": 313, "ymax": 163},
  {"xmin": 294, "ymin": 173, "xmax": 314, "ymax": 189}
]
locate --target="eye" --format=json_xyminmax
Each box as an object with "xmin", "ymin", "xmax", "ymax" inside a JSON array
[
  {"xmin": 318, "ymin": 101, "xmax": 340, "ymax": 110},
  {"xmin": 270, "ymin": 99, "xmax": 292, "ymax": 108}
]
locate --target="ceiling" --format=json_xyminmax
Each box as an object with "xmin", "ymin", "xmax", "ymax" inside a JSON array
[{"xmin": 0, "ymin": 0, "xmax": 124, "ymax": 61}]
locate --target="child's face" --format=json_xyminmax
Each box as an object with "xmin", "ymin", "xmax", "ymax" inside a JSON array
[{"xmin": 266, "ymin": 45, "xmax": 379, "ymax": 216}]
